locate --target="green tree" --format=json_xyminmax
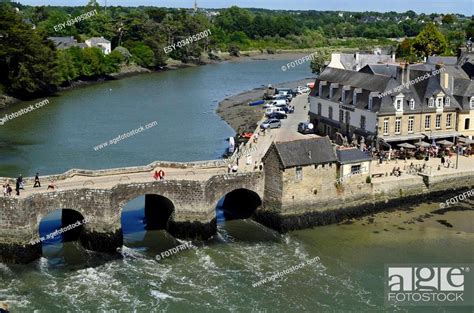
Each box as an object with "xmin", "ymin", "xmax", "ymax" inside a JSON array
[
  {"xmin": 441, "ymin": 14, "xmax": 456, "ymax": 24},
  {"xmin": 128, "ymin": 42, "xmax": 155, "ymax": 67},
  {"xmin": 310, "ymin": 50, "xmax": 330, "ymax": 74},
  {"xmin": 413, "ymin": 23, "xmax": 447, "ymax": 57},
  {"xmin": 55, "ymin": 49, "xmax": 79, "ymax": 84},
  {"xmin": 0, "ymin": 3, "xmax": 57, "ymax": 97}
]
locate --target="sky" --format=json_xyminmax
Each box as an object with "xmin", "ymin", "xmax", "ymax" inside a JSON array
[{"xmin": 16, "ymin": 0, "xmax": 473, "ymax": 14}]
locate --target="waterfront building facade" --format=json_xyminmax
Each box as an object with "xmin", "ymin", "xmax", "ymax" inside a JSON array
[{"xmin": 309, "ymin": 50, "xmax": 474, "ymax": 145}]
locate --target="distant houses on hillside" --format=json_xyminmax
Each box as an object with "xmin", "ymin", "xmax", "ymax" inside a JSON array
[{"xmin": 47, "ymin": 36, "xmax": 111, "ymax": 54}]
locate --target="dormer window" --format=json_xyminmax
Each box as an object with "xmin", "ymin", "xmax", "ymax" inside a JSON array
[
  {"xmin": 409, "ymin": 99, "xmax": 415, "ymax": 110},
  {"xmin": 445, "ymin": 97, "xmax": 450, "ymax": 107},
  {"xmin": 396, "ymin": 99, "xmax": 402, "ymax": 110},
  {"xmin": 436, "ymin": 97, "xmax": 443, "ymax": 108},
  {"xmin": 470, "ymin": 97, "xmax": 474, "ymax": 109},
  {"xmin": 428, "ymin": 97, "xmax": 434, "ymax": 107}
]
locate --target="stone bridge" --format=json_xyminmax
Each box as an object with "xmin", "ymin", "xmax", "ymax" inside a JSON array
[{"xmin": 0, "ymin": 159, "xmax": 265, "ymax": 263}]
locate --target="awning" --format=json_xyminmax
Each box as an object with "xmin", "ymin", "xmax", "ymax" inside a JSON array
[
  {"xmin": 397, "ymin": 143, "xmax": 416, "ymax": 149},
  {"xmin": 458, "ymin": 137, "xmax": 474, "ymax": 144},
  {"xmin": 381, "ymin": 134, "xmax": 424, "ymax": 143},
  {"xmin": 422, "ymin": 131, "xmax": 460, "ymax": 140},
  {"xmin": 318, "ymin": 116, "xmax": 341, "ymax": 129},
  {"xmin": 414, "ymin": 141, "xmax": 431, "ymax": 147},
  {"xmin": 436, "ymin": 140, "xmax": 454, "ymax": 146}
]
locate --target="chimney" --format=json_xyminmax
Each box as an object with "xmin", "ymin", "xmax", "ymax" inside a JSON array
[{"xmin": 406, "ymin": 63, "xmax": 410, "ymax": 85}]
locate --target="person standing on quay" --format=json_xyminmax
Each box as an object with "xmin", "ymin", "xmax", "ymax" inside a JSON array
[
  {"xmin": 34, "ymin": 173, "xmax": 41, "ymax": 187},
  {"xmin": 15, "ymin": 180, "xmax": 20, "ymax": 196}
]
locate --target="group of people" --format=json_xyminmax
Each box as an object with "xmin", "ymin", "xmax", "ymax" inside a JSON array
[
  {"xmin": 2, "ymin": 173, "xmax": 56, "ymax": 197},
  {"xmin": 2, "ymin": 174, "xmax": 25, "ymax": 197}
]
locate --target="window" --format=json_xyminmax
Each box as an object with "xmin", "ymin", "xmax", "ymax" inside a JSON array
[
  {"xmin": 396, "ymin": 99, "xmax": 402, "ymax": 111},
  {"xmin": 351, "ymin": 165, "xmax": 361, "ymax": 174},
  {"xmin": 425, "ymin": 115, "xmax": 431, "ymax": 129},
  {"xmin": 445, "ymin": 97, "xmax": 450, "ymax": 107},
  {"xmin": 329, "ymin": 86, "xmax": 334, "ymax": 98},
  {"xmin": 410, "ymin": 99, "xmax": 415, "ymax": 110},
  {"xmin": 395, "ymin": 117, "xmax": 401, "ymax": 134},
  {"xmin": 295, "ymin": 166, "xmax": 302, "ymax": 181},
  {"xmin": 368, "ymin": 97, "xmax": 373, "ymax": 110},
  {"xmin": 317, "ymin": 103, "xmax": 322, "ymax": 115},
  {"xmin": 428, "ymin": 97, "xmax": 434, "ymax": 107},
  {"xmin": 353, "ymin": 92, "xmax": 357, "ymax": 105},
  {"xmin": 345, "ymin": 111, "xmax": 350, "ymax": 125},
  {"xmin": 360, "ymin": 116, "xmax": 366, "ymax": 130},
  {"xmin": 341, "ymin": 90, "xmax": 346, "ymax": 102},
  {"xmin": 470, "ymin": 97, "xmax": 474, "ymax": 109},
  {"xmin": 328, "ymin": 107, "xmax": 333, "ymax": 120},
  {"xmin": 465, "ymin": 118, "xmax": 471, "ymax": 130},
  {"xmin": 319, "ymin": 84, "xmax": 323, "ymax": 96},
  {"xmin": 408, "ymin": 116, "xmax": 414, "ymax": 133},
  {"xmin": 383, "ymin": 118, "xmax": 389, "ymax": 135},
  {"xmin": 435, "ymin": 114, "xmax": 441, "ymax": 129},
  {"xmin": 446, "ymin": 113, "xmax": 452, "ymax": 128},
  {"xmin": 339, "ymin": 109, "xmax": 344, "ymax": 122},
  {"xmin": 436, "ymin": 97, "xmax": 443, "ymax": 108}
]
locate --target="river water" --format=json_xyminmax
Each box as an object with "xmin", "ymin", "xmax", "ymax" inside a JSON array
[{"xmin": 0, "ymin": 59, "xmax": 473, "ymax": 312}]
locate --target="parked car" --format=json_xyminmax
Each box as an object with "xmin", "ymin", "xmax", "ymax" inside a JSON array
[
  {"xmin": 296, "ymin": 86, "xmax": 310, "ymax": 94},
  {"xmin": 267, "ymin": 112, "xmax": 287, "ymax": 119},
  {"xmin": 280, "ymin": 106, "xmax": 294, "ymax": 114},
  {"xmin": 297, "ymin": 122, "xmax": 314, "ymax": 134},
  {"xmin": 260, "ymin": 119, "xmax": 282, "ymax": 129},
  {"xmin": 265, "ymin": 107, "xmax": 285, "ymax": 116}
]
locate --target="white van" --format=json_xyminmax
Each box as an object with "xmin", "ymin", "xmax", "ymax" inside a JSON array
[
  {"xmin": 269, "ymin": 99, "xmax": 287, "ymax": 107},
  {"xmin": 265, "ymin": 107, "xmax": 285, "ymax": 116}
]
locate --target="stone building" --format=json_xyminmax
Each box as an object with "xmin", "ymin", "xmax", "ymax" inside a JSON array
[
  {"xmin": 336, "ymin": 148, "xmax": 372, "ymax": 181},
  {"xmin": 262, "ymin": 137, "xmax": 338, "ymax": 214},
  {"xmin": 309, "ymin": 52, "xmax": 474, "ymax": 145}
]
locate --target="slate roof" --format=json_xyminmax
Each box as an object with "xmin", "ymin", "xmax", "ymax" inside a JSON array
[
  {"xmin": 269, "ymin": 137, "xmax": 337, "ymax": 169},
  {"xmin": 359, "ymin": 64, "xmax": 401, "ymax": 79},
  {"xmin": 318, "ymin": 67, "xmax": 393, "ymax": 92},
  {"xmin": 338, "ymin": 53, "xmax": 395, "ymax": 71},
  {"xmin": 427, "ymin": 56, "xmax": 457, "ymax": 65},
  {"xmin": 336, "ymin": 148, "xmax": 372, "ymax": 164},
  {"xmin": 87, "ymin": 37, "xmax": 111, "ymax": 44},
  {"xmin": 47, "ymin": 36, "xmax": 78, "ymax": 49}
]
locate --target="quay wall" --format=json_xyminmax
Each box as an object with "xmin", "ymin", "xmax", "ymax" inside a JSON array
[{"xmin": 255, "ymin": 170, "xmax": 474, "ymax": 232}]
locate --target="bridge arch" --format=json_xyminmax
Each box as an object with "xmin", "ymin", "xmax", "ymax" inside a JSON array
[
  {"xmin": 216, "ymin": 188, "xmax": 263, "ymax": 221},
  {"xmin": 120, "ymin": 194, "xmax": 175, "ymax": 235},
  {"xmin": 38, "ymin": 208, "xmax": 86, "ymax": 246}
]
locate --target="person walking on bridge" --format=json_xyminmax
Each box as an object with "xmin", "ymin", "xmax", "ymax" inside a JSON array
[
  {"xmin": 158, "ymin": 169, "xmax": 165, "ymax": 180},
  {"xmin": 34, "ymin": 173, "xmax": 41, "ymax": 187}
]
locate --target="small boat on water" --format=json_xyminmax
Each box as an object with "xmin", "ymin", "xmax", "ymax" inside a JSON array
[{"xmin": 248, "ymin": 100, "xmax": 265, "ymax": 106}]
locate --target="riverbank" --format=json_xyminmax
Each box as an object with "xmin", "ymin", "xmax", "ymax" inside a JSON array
[
  {"xmin": 0, "ymin": 49, "xmax": 318, "ymax": 109},
  {"xmin": 216, "ymin": 78, "xmax": 314, "ymax": 133}
]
